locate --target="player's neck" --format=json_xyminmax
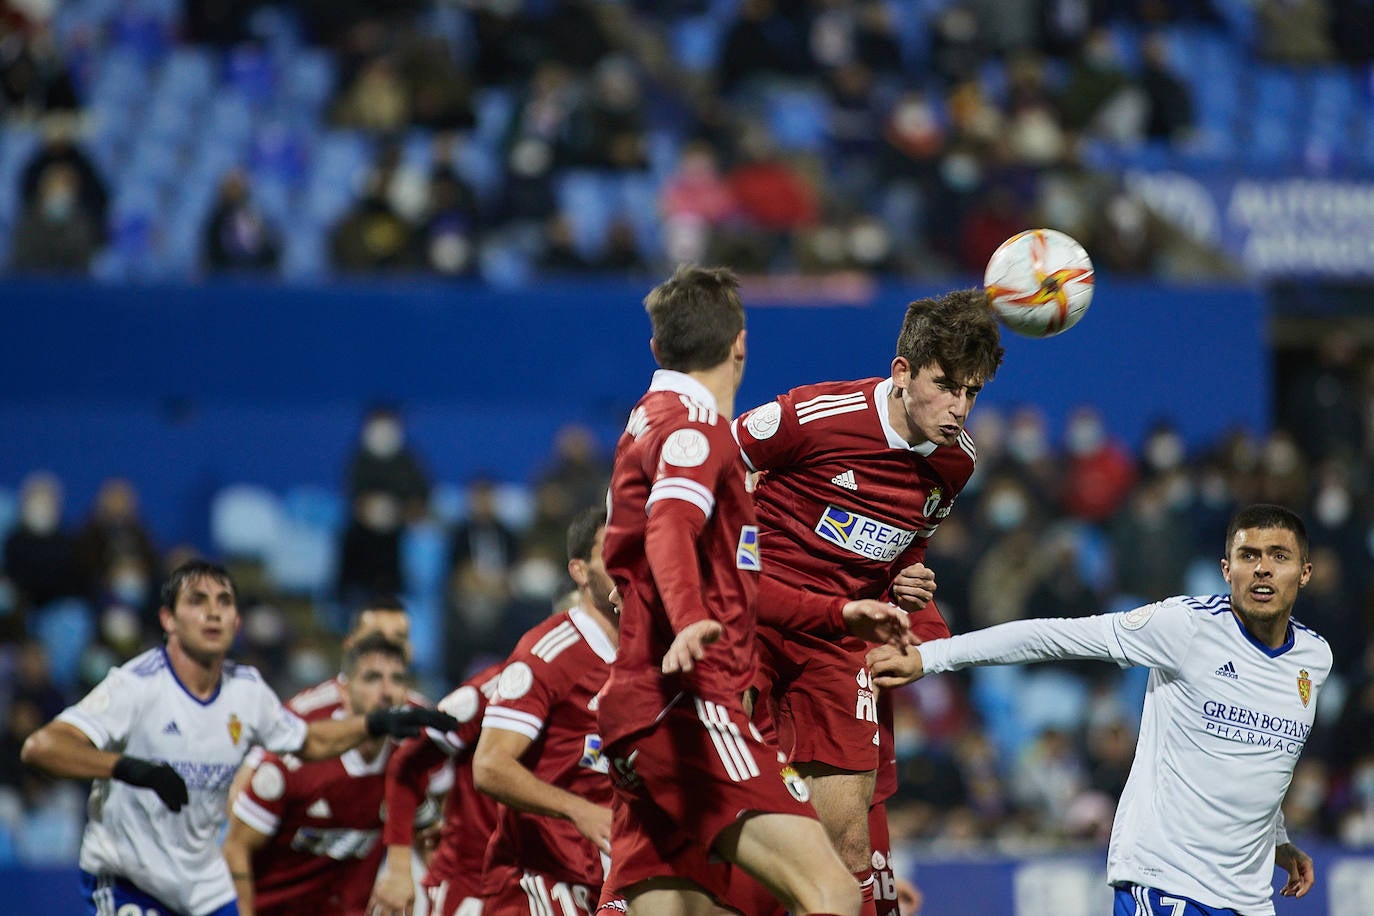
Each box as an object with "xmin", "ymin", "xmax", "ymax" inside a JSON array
[
  {"xmin": 578, "ymin": 597, "xmax": 619, "ymax": 648},
  {"xmin": 165, "ymin": 639, "xmax": 224, "ymax": 699},
  {"xmin": 686, "ymin": 365, "xmax": 736, "ymax": 420},
  {"xmin": 885, "ymin": 385, "xmax": 925, "ymax": 447},
  {"xmin": 357, "ymin": 736, "xmax": 386, "ymax": 762},
  {"xmin": 1231, "ymin": 607, "xmax": 1292, "ymax": 649}
]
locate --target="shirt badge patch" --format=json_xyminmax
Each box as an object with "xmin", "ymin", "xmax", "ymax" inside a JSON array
[
  {"xmin": 736, "ymin": 525, "xmax": 760, "ymax": 571},
  {"xmin": 497, "ymin": 662, "xmax": 534, "ymax": 701},
  {"xmin": 744, "ymin": 402, "xmax": 782, "ymax": 440},
  {"xmin": 1119, "ymin": 604, "xmax": 1156, "ymax": 630},
  {"xmin": 228, "ymin": 713, "xmax": 243, "ymax": 746},
  {"xmin": 251, "ymin": 761, "xmax": 285, "ymax": 802},
  {"xmin": 580, "ymin": 734, "xmax": 610, "ymax": 773},
  {"xmin": 440, "ymin": 685, "xmax": 480, "ymax": 724},
  {"xmin": 1298, "ymin": 669, "xmax": 1312, "ymax": 708},
  {"xmin": 663, "ymin": 428, "xmax": 710, "ymax": 468}
]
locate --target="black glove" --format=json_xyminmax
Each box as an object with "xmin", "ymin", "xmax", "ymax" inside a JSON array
[
  {"xmin": 112, "ymin": 756, "xmax": 189, "ymax": 812},
  {"xmin": 365, "ymin": 706, "xmax": 460, "ymax": 739}
]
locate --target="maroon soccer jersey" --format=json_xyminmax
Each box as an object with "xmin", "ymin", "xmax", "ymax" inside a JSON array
[
  {"xmin": 600, "ymin": 370, "xmax": 761, "ymax": 744},
  {"xmin": 287, "ymin": 676, "xmax": 428, "ymax": 721},
  {"xmin": 734, "ymin": 377, "xmax": 975, "ymax": 613},
  {"xmin": 383, "ymin": 665, "xmax": 503, "ymax": 901},
  {"xmin": 233, "ymin": 747, "xmax": 391, "ymax": 916},
  {"xmin": 480, "ymin": 606, "xmax": 617, "ymax": 892}
]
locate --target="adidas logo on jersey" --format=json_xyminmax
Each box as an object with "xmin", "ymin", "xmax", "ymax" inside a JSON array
[
  {"xmin": 162, "ymin": 721, "xmax": 181, "ymax": 736},
  {"xmin": 307, "ymin": 799, "xmax": 333, "ymax": 818},
  {"xmin": 1215, "ymin": 661, "xmax": 1239, "ymax": 680},
  {"xmin": 831, "ymin": 470, "xmax": 858, "ymax": 491}
]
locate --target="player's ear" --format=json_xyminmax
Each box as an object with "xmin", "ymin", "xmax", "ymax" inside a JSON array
[
  {"xmin": 1220, "ymin": 557, "xmax": 1231, "ymax": 584},
  {"xmin": 891, "ymin": 356, "xmax": 911, "ymax": 390},
  {"xmin": 1299, "ymin": 561, "xmax": 1312, "ymax": 588},
  {"xmin": 732, "ymin": 329, "xmax": 746, "ymax": 360},
  {"xmin": 158, "ymin": 604, "xmax": 174, "ymax": 636},
  {"xmin": 649, "ymin": 338, "xmax": 661, "ymax": 364},
  {"xmin": 568, "ymin": 558, "xmax": 588, "ymax": 588}
]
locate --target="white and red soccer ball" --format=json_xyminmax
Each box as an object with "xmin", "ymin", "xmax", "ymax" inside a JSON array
[{"xmin": 983, "ymin": 228, "xmax": 1095, "ymax": 338}]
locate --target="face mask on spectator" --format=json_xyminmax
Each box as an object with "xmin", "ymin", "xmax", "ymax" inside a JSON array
[
  {"xmin": 986, "ymin": 491, "xmax": 1027, "ymax": 530},
  {"xmin": 42, "ymin": 188, "xmax": 75, "ymax": 221},
  {"xmin": 360, "ymin": 494, "xmax": 401, "ymax": 532},
  {"xmin": 110, "ymin": 571, "xmax": 149, "ymax": 606},
  {"xmin": 363, "ymin": 419, "xmax": 403, "ymax": 458},
  {"xmin": 1066, "ymin": 415, "xmax": 1105, "ymax": 456},
  {"xmin": 21, "ymin": 496, "xmax": 60, "ymax": 535},
  {"xmin": 1314, "ymin": 485, "xmax": 1351, "ymax": 527}
]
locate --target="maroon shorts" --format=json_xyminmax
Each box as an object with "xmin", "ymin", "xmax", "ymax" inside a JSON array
[
  {"xmin": 601, "ymin": 693, "xmax": 816, "ymax": 902},
  {"xmin": 483, "ymin": 866, "xmax": 597, "ymax": 916},
  {"xmin": 869, "ymin": 802, "xmax": 899, "ymax": 916},
  {"xmin": 425, "ymin": 880, "xmax": 484, "ymax": 916},
  {"xmin": 757, "ymin": 626, "xmax": 880, "ymax": 771}
]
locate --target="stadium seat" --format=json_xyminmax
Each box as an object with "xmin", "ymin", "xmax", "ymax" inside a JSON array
[
  {"xmin": 492, "ymin": 482, "xmax": 534, "ymax": 532},
  {"xmin": 670, "ymin": 17, "xmax": 724, "ymax": 73},
  {"xmin": 266, "ymin": 519, "xmax": 337, "ymax": 596},
  {"xmin": 474, "ymin": 88, "xmax": 518, "ymax": 147},
  {"xmin": 401, "ymin": 521, "xmax": 449, "ymax": 598},
  {"xmin": 765, "ymin": 87, "xmax": 829, "ymax": 152},
  {"xmin": 283, "ymin": 50, "xmax": 337, "ymax": 114},
  {"xmin": 283, "ymin": 485, "xmax": 346, "ymax": 532},
  {"xmin": 281, "ymin": 227, "xmax": 330, "ymax": 282},
  {"xmin": 210, "ymin": 484, "xmax": 284, "ymax": 559},
  {"xmin": 556, "ymin": 170, "xmax": 614, "ymax": 259},
  {"xmin": 224, "ymin": 44, "xmax": 278, "ymax": 107},
  {"xmin": 157, "ymin": 47, "xmax": 217, "ymax": 105},
  {"xmin": 28, "ymin": 598, "xmax": 96, "ymax": 690},
  {"xmin": 429, "ymin": 482, "xmax": 467, "ymax": 527}
]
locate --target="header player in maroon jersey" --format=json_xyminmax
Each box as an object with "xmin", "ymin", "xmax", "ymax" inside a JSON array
[
  {"xmin": 732, "ymin": 288, "xmax": 1003, "ymax": 915},
  {"xmin": 471, "ymin": 506, "xmax": 618, "ymax": 916},
  {"xmin": 222, "ymin": 633, "xmax": 410, "ymax": 916},
  {"xmin": 599, "ymin": 266, "xmax": 911, "ymax": 916}
]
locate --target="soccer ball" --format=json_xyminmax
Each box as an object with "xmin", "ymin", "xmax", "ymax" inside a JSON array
[{"xmin": 983, "ymin": 228, "xmax": 1095, "ymax": 338}]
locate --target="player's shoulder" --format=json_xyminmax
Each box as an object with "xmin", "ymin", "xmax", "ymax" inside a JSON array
[
  {"xmin": 119, "ymin": 646, "xmax": 169, "ymax": 680},
  {"xmin": 932, "ymin": 428, "xmax": 978, "ymax": 471},
  {"xmin": 245, "ymin": 749, "xmax": 299, "ymax": 803},
  {"xmin": 512, "ymin": 610, "xmax": 591, "ymax": 667},
  {"xmin": 222, "ymin": 658, "xmax": 265, "ymax": 684},
  {"xmin": 782, "ymin": 377, "xmax": 882, "ymax": 425},
  {"xmin": 1290, "ymin": 616, "xmax": 1334, "ymax": 667}
]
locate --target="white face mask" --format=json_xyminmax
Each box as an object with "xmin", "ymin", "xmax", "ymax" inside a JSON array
[
  {"xmin": 363, "ymin": 419, "xmax": 403, "ymax": 458},
  {"xmin": 1315, "ymin": 486, "xmax": 1351, "ymax": 527},
  {"xmin": 1066, "ymin": 417, "xmax": 1104, "ymax": 456},
  {"xmin": 986, "ymin": 490, "xmax": 1028, "ymax": 530},
  {"xmin": 360, "ymin": 494, "xmax": 401, "ymax": 532},
  {"xmin": 21, "ymin": 497, "xmax": 60, "ymax": 535},
  {"xmin": 1146, "ymin": 432, "xmax": 1184, "ymax": 472}
]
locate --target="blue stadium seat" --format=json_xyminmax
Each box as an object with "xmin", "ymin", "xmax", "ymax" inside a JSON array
[
  {"xmin": 478, "ymin": 240, "xmax": 534, "ymax": 289},
  {"xmin": 556, "ymin": 170, "xmax": 614, "ymax": 259},
  {"xmin": 283, "ymin": 50, "xmax": 337, "ymax": 113},
  {"xmin": 1306, "ymin": 69, "xmax": 1358, "ymax": 150},
  {"xmin": 401, "ymin": 521, "xmax": 449, "ymax": 597},
  {"xmin": 210, "ymin": 484, "xmax": 284, "ymax": 559},
  {"xmin": 281, "ymin": 226, "xmax": 330, "ymax": 282},
  {"xmin": 473, "ymin": 88, "xmax": 518, "ymax": 147},
  {"xmin": 247, "ymin": 5, "xmax": 305, "ymax": 59},
  {"xmin": 671, "ymin": 16, "xmax": 724, "ymax": 73},
  {"xmin": 89, "ymin": 47, "xmax": 151, "ymax": 107},
  {"xmin": 453, "ymin": 140, "xmax": 502, "ymax": 203},
  {"xmin": 266, "ymin": 519, "xmax": 337, "ymax": 596},
  {"xmin": 156, "ymin": 47, "xmax": 217, "ymax": 105},
  {"xmin": 493, "ymin": 483, "xmax": 534, "ymax": 531},
  {"xmin": 283, "ymin": 485, "xmax": 346, "ymax": 532},
  {"xmin": 208, "ymin": 92, "xmax": 256, "ymax": 147},
  {"xmin": 0, "ymin": 488, "xmax": 16, "ymax": 547},
  {"xmin": 765, "ymin": 87, "xmax": 829, "ymax": 152},
  {"xmin": 224, "ymin": 45, "xmax": 278, "ymax": 107},
  {"xmin": 28, "ymin": 599, "xmax": 95, "ymax": 690},
  {"xmin": 429, "ymin": 482, "xmax": 467, "ymax": 527}
]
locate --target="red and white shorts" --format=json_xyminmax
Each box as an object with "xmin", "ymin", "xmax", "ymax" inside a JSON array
[
  {"xmin": 601, "ymin": 693, "xmax": 816, "ymax": 903},
  {"xmin": 483, "ymin": 868, "xmax": 598, "ymax": 916},
  {"xmin": 756, "ymin": 626, "xmax": 880, "ymax": 772}
]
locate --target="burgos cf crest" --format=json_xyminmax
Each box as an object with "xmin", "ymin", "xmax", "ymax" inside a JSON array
[
  {"xmin": 923, "ymin": 487, "xmax": 943, "ymax": 518},
  {"xmin": 228, "ymin": 713, "xmax": 243, "ymax": 746},
  {"xmin": 781, "ymin": 765, "xmax": 809, "ymax": 803},
  {"xmin": 1297, "ymin": 669, "xmax": 1311, "ymax": 708}
]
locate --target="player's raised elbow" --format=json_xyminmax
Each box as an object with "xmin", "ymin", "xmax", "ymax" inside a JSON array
[
  {"xmin": 20, "ymin": 725, "xmax": 57, "ymax": 771},
  {"xmin": 471, "ymin": 749, "xmax": 501, "ymax": 796}
]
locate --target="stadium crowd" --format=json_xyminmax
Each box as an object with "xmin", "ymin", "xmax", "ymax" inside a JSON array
[{"xmin": 7, "ymin": 0, "xmax": 1370, "ymax": 282}]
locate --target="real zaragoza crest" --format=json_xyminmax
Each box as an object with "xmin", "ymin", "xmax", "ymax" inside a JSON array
[
  {"xmin": 1297, "ymin": 669, "xmax": 1312, "ymax": 708},
  {"xmin": 228, "ymin": 713, "xmax": 243, "ymax": 745}
]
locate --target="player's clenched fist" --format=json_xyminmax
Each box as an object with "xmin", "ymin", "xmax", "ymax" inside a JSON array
[
  {"xmin": 889, "ymin": 562, "xmax": 936, "ymax": 612},
  {"xmin": 867, "ymin": 643, "xmax": 927, "ymax": 689}
]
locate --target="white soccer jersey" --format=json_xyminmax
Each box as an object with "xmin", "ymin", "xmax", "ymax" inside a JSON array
[
  {"xmin": 58, "ymin": 647, "xmax": 309, "ymax": 915},
  {"xmin": 917, "ymin": 595, "xmax": 1332, "ymax": 915}
]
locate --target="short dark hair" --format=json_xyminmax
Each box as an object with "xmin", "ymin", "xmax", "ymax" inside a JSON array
[
  {"xmin": 1225, "ymin": 504, "xmax": 1309, "ymax": 561},
  {"xmin": 342, "ymin": 632, "xmax": 408, "ymax": 677},
  {"xmin": 567, "ymin": 506, "xmax": 607, "ymax": 563},
  {"xmin": 895, "ymin": 289, "xmax": 1005, "ymax": 384},
  {"xmin": 347, "ymin": 597, "xmax": 407, "ymax": 635},
  {"xmin": 161, "ymin": 559, "xmax": 236, "ymax": 610},
  {"xmin": 643, "ymin": 265, "xmax": 745, "ymax": 372}
]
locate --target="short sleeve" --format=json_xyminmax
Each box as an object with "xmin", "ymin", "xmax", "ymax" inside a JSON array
[
  {"xmin": 247, "ymin": 679, "xmax": 309, "ymax": 755},
  {"xmin": 480, "ymin": 650, "xmax": 565, "ymax": 742},
  {"xmin": 56, "ymin": 668, "xmax": 139, "ymax": 750},
  {"xmin": 430, "ymin": 683, "xmax": 490, "ymax": 755},
  {"xmin": 231, "ymin": 752, "xmax": 289, "ymax": 837},
  {"xmin": 734, "ymin": 393, "xmax": 804, "ymax": 473},
  {"xmin": 1106, "ymin": 599, "xmax": 1198, "ymax": 676}
]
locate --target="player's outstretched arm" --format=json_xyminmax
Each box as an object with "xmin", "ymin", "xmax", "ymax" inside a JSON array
[
  {"xmin": 368, "ymin": 843, "xmax": 416, "ymax": 916},
  {"xmin": 297, "ymin": 707, "xmax": 459, "ymax": 760},
  {"xmin": 1276, "ymin": 842, "xmax": 1315, "ymax": 898},
  {"xmin": 222, "ymin": 814, "xmax": 271, "ymax": 916},
  {"xmin": 472, "ymin": 727, "xmax": 612, "ymax": 854}
]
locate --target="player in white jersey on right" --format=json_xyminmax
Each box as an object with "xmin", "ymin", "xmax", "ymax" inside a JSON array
[
  {"xmin": 21, "ymin": 559, "xmax": 457, "ymax": 916},
  {"xmin": 868, "ymin": 504, "xmax": 1328, "ymax": 916}
]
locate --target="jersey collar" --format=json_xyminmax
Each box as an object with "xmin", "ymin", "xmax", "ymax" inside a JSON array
[
  {"xmin": 341, "ymin": 742, "xmax": 392, "ymax": 776},
  {"xmin": 649, "ymin": 369, "xmax": 719, "ymax": 414},
  {"xmin": 875, "ymin": 378, "xmax": 938, "ymax": 456},
  {"xmin": 1230, "ymin": 609, "xmax": 1295, "ymax": 658},
  {"xmin": 569, "ymin": 605, "xmax": 617, "ymax": 663},
  {"xmin": 161, "ymin": 645, "xmax": 224, "ymax": 706}
]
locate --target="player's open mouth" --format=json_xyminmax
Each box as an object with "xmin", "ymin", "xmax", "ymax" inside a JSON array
[
  {"xmin": 1250, "ymin": 586, "xmax": 1275, "ymax": 601},
  {"xmin": 939, "ymin": 424, "xmax": 961, "ymax": 437}
]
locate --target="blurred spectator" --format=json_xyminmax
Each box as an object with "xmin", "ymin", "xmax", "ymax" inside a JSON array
[
  {"xmin": 809, "ymin": 1, "xmax": 904, "ymax": 75},
  {"xmin": 499, "ymin": 138, "xmax": 560, "ymax": 228},
  {"xmin": 1061, "ymin": 406, "xmax": 1137, "ymax": 523},
  {"xmin": 541, "ymin": 0, "xmax": 613, "ymax": 73},
  {"xmin": 1283, "ymin": 327, "xmax": 1364, "ymax": 464},
  {"xmin": 19, "ymin": 127, "xmax": 107, "ymax": 237},
  {"xmin": 1011, "ymin": 727, "xmax": 1090, "ymax": 837},
  {"xmin": 419, "ymin": 158, "xmax": 480, "ymax": 277},
  {"xmin": 929, "ymin": 4, "xmax": 985, "ymax": 85},
  {"xmin": 448, "ymin": 478, "xmax": 521, "ymax": 581},
  {"xmin": 336, "ymin": 495, "xmax": 403, "ymax": 609},
  {"xmin": 538, "ymin": 424, "xmax": 610, "ymax": 518},
  {"xmin": 345, "ymin": 405, "xmax": 432, "ymax": 522},
  {"xmin": 1109, "ymin": 474, "xmax": 1194, "ymax": 600},
  {"xmin": 72, "ymin": 478, "xmax": 160, "ymax": 607},
  {"xmin": 718, "ymin": 0, "xmax": 815, "ymax": 92},
  {"xmin": 203, "ymin": 170, "xmax": 281, "ymax": 273},
  {"xmin": 183, "ymin": 0, "xmax": 259, "ymax": 46},
  {"xmin": 1140, "ymin": 33, "xmax": 1193, "ymax": 142},
  {"xmin": 332, "ymin": 54, "xmax": 409, "ymax": 132},
  {"xmin": 540, "ymin": 214, "xmax": 598, "ymax": 273},
  {"xmin": 725, "ymin": 123, "xmax": 820, "ymax": 267},
  {"xmin": 563, "ymin": 55, "xmax": 650, "ymax": 171},
  {"xmin": 0, "ymin": 22, "xmax": 77, "ymax": 117},
  {"xmin": 1056, "ymin": 28, "xmax": 1145, "ymax": 144},
  {"xmin": 598, "ymin": 219, "xmax": 649, "ymax": 274},
  {"xmin": 1256, "ymin": 0, "xmax": 1335, "ymax": 64},
  {"xmin": 9, "ymin": 161, "xmax": 99, "ymax": 274},
  {"xmin": 331, "ymin": 171, "xmax": 418, "ymax": 272},
  {"xmin": 10, "ymin": 639, "xmax": 67, "ymax": 724},
  {"xmin": 399, "ymin": 36, "xmax": 475, "ymax": 132},
  {"xmin": 2, "ymin": 472, "xmax": 82, "ymax": 613},
  {"xmin": 1332, "ymin": 0, "xmax": 1374, "ymax": 62}
]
